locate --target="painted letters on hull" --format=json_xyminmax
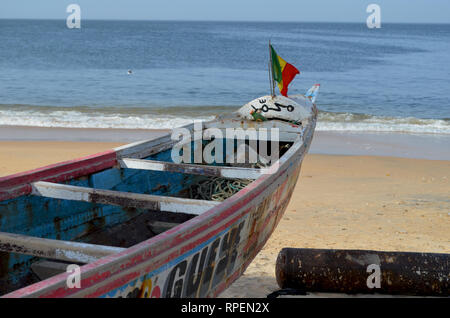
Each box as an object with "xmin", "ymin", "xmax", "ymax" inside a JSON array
[{"xmin": 101, "ymin": 166, "xmax": 299, "ymax": 298}]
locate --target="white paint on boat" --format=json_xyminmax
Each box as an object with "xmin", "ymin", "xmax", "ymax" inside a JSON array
[
  {"xmin": 119, "ymin": 158, "xmax": 262, "ymax": 180},
  {"xmin": 237, "ymin": 95, "xmax": 312, "ymax": 122},
  {"xmin": 31, "ymin": 181, "xmax": 219, "ymax": 215}
]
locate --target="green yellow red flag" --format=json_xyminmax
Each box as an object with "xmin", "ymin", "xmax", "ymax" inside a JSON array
[{"xmin": 270, "ymin": 44, "xmax": 300, "ymax": 96}]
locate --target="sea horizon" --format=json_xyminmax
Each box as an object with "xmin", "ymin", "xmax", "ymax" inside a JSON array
[{"xmin": 1, "ymin": 18, "xmax": 449, "ymax": 25}]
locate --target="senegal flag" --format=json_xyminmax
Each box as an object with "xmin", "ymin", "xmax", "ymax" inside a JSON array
[{"xmin": 270, "ymin": 44, "xmax": 300, "ymax": 97}]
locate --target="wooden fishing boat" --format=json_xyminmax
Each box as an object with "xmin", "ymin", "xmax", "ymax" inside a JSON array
[{"xmin": 0, "ymin": 91, "xmax": 318, "ymax": 298}]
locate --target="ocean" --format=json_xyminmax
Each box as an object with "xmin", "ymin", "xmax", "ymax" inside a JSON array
[{"xmin": 0, "ymin": 20, "xmax": 449, "ymax": 134}]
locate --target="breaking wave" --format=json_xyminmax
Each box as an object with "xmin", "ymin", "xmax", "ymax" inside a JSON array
[
  {"xmin": 0, "ymin": 104, "xmax": 448, "ymax": 134},
  {"xmin": 317, "ymin": 111, "xmax": 450, "ymax": 134}
]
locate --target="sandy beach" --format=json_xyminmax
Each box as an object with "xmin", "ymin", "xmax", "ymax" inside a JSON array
[
  {"xmin": 0, "ymin": 135, "xmax": 448, "ymax": 297},
  {"xmin": 221, "ymin": 154, "xmax": 450, "ymax": 297}
]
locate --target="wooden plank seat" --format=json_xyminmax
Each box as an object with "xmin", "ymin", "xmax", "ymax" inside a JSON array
[
  {"xmin": 31, "ymin": 181, "xmax": 220, "ymax": 215},
  {"xmin": 118, "ymin": 158, "xmax": 263, "ymax": 179},
  {"xmin": 0, "ymin": 231, "xmax": 124, "ymax": 264}
]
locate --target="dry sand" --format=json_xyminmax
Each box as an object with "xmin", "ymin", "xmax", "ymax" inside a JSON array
[
  {"xmin": 0, "ymin": 141, "xmax": 123, "ymax": 176},
  {"xmin": 0, "ymin": 141, "xmax": 448, "ymax": 297},
  {"xmin": 221, "ymin": 155, "xmax": 450, "ymax": 297}
]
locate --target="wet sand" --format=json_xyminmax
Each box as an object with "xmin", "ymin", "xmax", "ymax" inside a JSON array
[
  {"xmin": 1, "ymin": 126, "xmax": 449, "ymax": 161},
  {"xmin": 0, "ymin": 133, "xmax": 448, "ymax": 298}
]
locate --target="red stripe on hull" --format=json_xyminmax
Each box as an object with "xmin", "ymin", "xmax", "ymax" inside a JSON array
[
  {"xmin": 0, "ymin": 150, "xmax": 117, "ymax": 201},
  {"xmin": 4, "ymin": 164, "xmax": 292, "ymax": 298}
]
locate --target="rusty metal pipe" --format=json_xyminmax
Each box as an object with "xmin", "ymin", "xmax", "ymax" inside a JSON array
[{"xmin": 276, "ymin": 248, "xmax": 449, "ymax": 296}]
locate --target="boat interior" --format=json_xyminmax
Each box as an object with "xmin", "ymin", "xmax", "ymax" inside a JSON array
[{"xmin": 0, "ymin": 119, "xmax": 303, "ymax": 296}]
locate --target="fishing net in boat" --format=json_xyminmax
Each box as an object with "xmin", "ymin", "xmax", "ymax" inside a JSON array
[
  {"xmin": 188, "ymin": 177, "xmax": 253, "ymax": 202},
  {"xmin": 187, "ymin": 142, "xmax": 292, "ymax": 202}
]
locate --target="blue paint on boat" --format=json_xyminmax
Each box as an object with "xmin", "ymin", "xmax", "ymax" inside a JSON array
[{"xmin": 0, "ymin": 147, "xmax": 200, "ymax": 294}]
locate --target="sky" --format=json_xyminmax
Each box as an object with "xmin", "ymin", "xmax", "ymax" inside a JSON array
[{"xmin": 1, "ymin": 0, "xmax": 449, "ymax": 24}]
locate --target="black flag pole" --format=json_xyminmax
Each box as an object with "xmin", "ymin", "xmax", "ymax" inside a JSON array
[
  {"xmin": 269, "ymin": 40, "xmax": 275, "ymax": 97},
  {"xmin": 268, "ymin": 61, "xmax": 273, "ymax": 97}
]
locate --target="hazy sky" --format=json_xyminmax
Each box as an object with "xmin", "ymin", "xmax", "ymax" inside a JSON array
[{"xmin": 1, "ymin": 0, "xmax": 449, "ymax": 23}]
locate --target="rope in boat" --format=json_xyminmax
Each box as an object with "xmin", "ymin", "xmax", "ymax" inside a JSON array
[
  {"xmin": 187, "ymin": 142, "xmax": 292, "ymax": 202},
  {"xmin": 189, "ymin": 177, "xmax": 253, "ymax": 202}
]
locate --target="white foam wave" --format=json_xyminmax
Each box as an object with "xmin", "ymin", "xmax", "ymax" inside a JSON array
[
  {"xmin": 0, "ymin": 109, "xmax": 215, "ymax": 129},
  {"xmin": 317, "ymin": 112, "xmax": 450, "ymax": 134},
  {"xmin": 0, "ymin": 108, "xmax": 448, "ymax": 134}
]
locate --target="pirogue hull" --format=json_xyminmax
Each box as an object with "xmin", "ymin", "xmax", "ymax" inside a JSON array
[{"xmin": 0, "ymin": 107, "xmax": 316, "ymax": 298}]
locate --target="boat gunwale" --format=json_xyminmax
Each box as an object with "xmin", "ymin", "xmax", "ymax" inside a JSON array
[
  {"xmin": 0, "ymin": 150, "xmax": 117, "ymax": 202},
  {"xmin": 1, "ymin": 116, "xmax": 315, "ymax": 298}
]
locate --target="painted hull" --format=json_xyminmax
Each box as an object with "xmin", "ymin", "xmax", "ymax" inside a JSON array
[{"xmin": 1, "ymin": 116, "xmax": 316, "ymax": 298}]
